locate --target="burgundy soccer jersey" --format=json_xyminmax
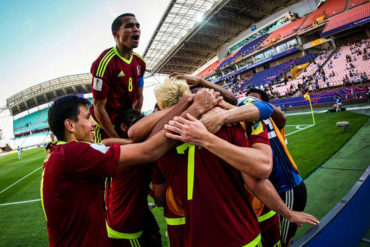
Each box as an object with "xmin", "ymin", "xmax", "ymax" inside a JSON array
[
  {"xmin": 184, "ymin": 125, "xmax": 261, "ymax": 247},
  {"xmin": 105, "ymin": 163, "xmax": 153, "ymax": 234},
  {"xmin": 41, "ymin": 142, "xmax": 120, "ymax": 247},
  {"xmin": 153, "ymin": 148, "xmax": 187, "ymax": 247},
  {"xmin": 90, "ymin": 47, "xmax": 146, "ymax": 123}
]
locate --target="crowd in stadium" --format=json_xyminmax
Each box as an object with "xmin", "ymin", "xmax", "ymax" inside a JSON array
[{"xmin": 20, "ymin": 0, "xmax": 369, "ymax": 246}]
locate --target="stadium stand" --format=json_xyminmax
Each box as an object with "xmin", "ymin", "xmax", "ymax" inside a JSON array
[
  {"xmin": 321, "ymin": 3, "xmax": 370, "ymax": 37},
  {"xmin": 13, "ymin": 109, "xmax": 49, "ymax": 135},
  {"xmin": 218, "ymin": 34, "xmax": 269, "ymax": 70},
  {"xmin": 270, "ymin": 85, "xmax": 369, "ymax": 108},
  {"xmin": 349, "ymin": 0, "xmax": 369, "ymax": 9},
  {"xmin": 261, "ymin": 17, "xmax": 307, "ymax": 48},
  {"xmin": 196, "ymin": 60, "xmax": 221, "ymax": 78},
  {"xmin": 300, "ymin": 0, "xmax": 348, "ymax": 31}
]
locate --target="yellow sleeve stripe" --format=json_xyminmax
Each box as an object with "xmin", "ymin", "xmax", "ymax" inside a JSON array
[
  {"xmin": 258, "ymin": 210, "xmax": 276, "ymax": 222},
  {"xmin": 165, "ymin": 217, "xmax": 186, "ymax": 225},
  {"xmin": 106, "ymin": 222, "xmax": 143, "ymax": 239},
  {"xmin": 40, "ymin": 168, "xmax": 47, "ymax": 221},
  {"xmin": 96, "ymin": 49, "xmax": 115, "ymax": 78}
]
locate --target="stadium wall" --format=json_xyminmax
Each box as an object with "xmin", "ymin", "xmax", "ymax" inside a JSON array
[{"xmin": 292, "ymin": 166, "xmax": 370, "ymax": 247}]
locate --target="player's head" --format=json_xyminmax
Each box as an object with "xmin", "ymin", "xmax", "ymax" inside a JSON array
[
  {"xmin": 48, "ymin": 95, "xmax": 93, "ymax": 142},
  {"xmin": 112, "ymin": 13, "xmax": 140, "ymax": 49},
  {"xmin": 247, "ymin": 88, "xmax": 269, "ymax": 102},
  {"xmin": 114, "ymin": 109, "xmax": 144, "ymax": 138},
  {"xmin": 154, "ymin": 77, "xmax": 191, "ymax": 110}
]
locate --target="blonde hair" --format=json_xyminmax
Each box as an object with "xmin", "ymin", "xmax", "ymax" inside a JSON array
[{"xmin": 154, "ymin": 77, "xmax": 191, "ymax": 110}]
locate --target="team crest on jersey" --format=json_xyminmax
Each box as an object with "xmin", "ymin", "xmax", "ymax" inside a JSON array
[
  {"xmin": 117, "ymin": 71, "xmax": 125, "ymax": 77},
  {"xmin": 93, "ymin": 77, "xmax": 103, "ymax": 91},
  {"xmin": 137, "ymin": 65, "xmax": 141, "ymax": 76},
  {"xmin": 251, "ymin": 121, "xmax": 264, "ymax": 135}
]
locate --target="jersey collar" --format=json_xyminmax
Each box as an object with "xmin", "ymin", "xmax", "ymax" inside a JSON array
[{"xmin": 113, "ymin": 46, "xmax": 133, "ymax": 64}]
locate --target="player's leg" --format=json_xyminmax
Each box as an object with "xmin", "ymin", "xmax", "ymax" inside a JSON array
[
  {"xmin": 279, "ymin": 182, "xmax": 307, "ymax": 247},
  {"xmin": 141, "ymin": 209, "xmax": 162, "ymax": 247}
]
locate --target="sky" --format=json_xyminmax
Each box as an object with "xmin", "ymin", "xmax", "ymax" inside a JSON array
[
  {"xmin": 0, "ymin": 0, "xmax": 172, "ymax": 143},
  {"xmin": 0, "ymin": 0, "xmax": 171, "ymax": 109}
]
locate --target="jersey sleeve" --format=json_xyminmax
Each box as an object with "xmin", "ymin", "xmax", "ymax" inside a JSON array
[
  {"xmin": 91, "ymin": 49, "xmax": 115, "ymax": 100},
  {"xmin": 65, "ymin": 142, "xmax": 120, "ymax": 178},
  {"xmin": 246, "ymin": 121, "xmax": 270, "ymax": 145},
  {"xmin": 223, "ymin": 125, "xmax": 250, "ymax": 148}
]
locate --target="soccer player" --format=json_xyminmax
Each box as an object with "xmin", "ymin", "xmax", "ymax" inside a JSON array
[
  {"xmin": 243, "ymin": 88, "xmax": 308, "ymax": 247},
  {"xmin": 17, "ymin": 145, "xmax": 22, "ymax": 160},
  {"xmin": 102, "ymin": 108, "xmax": 161, "ymax": 247},
  {"xmin": 148, "ymin": 78, "xmax": 318, "ymax": 246},
  {"xmin": 41, "ymin": 91, "xmax": 220, "ymax": 247},
  {"xmin": 165, "ymin": 114, "xmax": 319, "ymax": 247},
  {"xmin": 90, "ymin": 13, "xmax": 145, "ymax": 142}
]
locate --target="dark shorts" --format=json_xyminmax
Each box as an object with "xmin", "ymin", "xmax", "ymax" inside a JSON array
[
  {"xmin": 167, "ymin": 224, "xmax": 185, "ymax": 247},
  {"xmin": 259, "ymin": 208, "xmax": 281, "ymax": 247},
  {"xmin": 278, "ymin": 181, "xmax": 307, "ymax": 245}
]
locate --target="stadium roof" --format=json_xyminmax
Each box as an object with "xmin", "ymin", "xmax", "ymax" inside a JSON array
[
  {"xmin": 143, "ymin": 0, "xmax": 300, "ymax": 75},
  {"xmin": 6, "ymin": 73, "xmax": 91, "ymax": 116}
]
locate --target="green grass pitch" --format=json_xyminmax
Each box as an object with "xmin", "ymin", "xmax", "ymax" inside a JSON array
[{"xmin": 0, "ymin": 111, "xmax": 368, "ymax": 246}]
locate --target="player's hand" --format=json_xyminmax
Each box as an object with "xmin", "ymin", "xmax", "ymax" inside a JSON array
[
  {"xmin": 200, "ymin": 107, "xmax": 226, "ymax": 134},
  {"xmin": 286, "ymin": 210, "xmax": 319, "ymax": 227},
  {"xmin": 165, "ymin": 113, "xmax": 211, "ymax": 146},
  {"xmin": 170, "ymin": 72, "xmax": 200, "ymax": 85},
  {"xmin": 218, "ymin": 99, "xmax": 236, "ymax": 110},
  {"xmin": 193, "ymin": 88, "xmax": 223, "ymax": 113}
]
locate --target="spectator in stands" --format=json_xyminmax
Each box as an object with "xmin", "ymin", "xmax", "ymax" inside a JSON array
[
  {"xmin": 361, "ymin": 72, "xmax": 368, "ymax": 84},
  {"xmin": 328, "ymin": 61, "xmax": 333, "ymax": 69},
  {"xmin": 346, "ymin": 63, "xmax": 351, "ymax": 70},
  {"xmin": 321, "ymin": 70, "xmax": 326, "ymax": 82},
  {"xmin": 343, "ymin": 75, "xmax": 351, "ymax": 87}
]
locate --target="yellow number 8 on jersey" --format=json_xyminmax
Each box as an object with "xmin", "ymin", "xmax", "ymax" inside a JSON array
[{"xmin": 128, "ymin": 77, "xmax": 133, "ymax": 92}]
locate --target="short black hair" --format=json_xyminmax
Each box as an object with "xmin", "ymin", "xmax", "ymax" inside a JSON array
[
  {"xmin": 114, "ymin": 108, "xmax": 144, "ymax": 138},
  {"xmin": 111, "ymin": 13, "xmax": 136, "ymax": 32},
  {"xmin": 247, "ymin": 88, "xmax": 269, "ymax": 102},
  {"xmin": 48, "ymin": 95, "xmax": 90, "ymax": 141}
]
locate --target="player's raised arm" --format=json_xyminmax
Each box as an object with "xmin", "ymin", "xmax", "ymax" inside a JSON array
[
  {"xmin": 165, "ymin": 113, "xmax": 272, "ymax": 179},
  {"xmin": 170, "ymin": 72, "xmax": 237, "ymax": 105},
  {"xmin": 117, "ymin": 89, "xmax": 221, "ymax": 167},
  {"xmin": 128, "ymin": 105, "xmax": 174, "ymax": 142}
]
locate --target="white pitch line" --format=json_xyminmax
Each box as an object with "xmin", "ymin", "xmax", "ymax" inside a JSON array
[
  {"xmin": 0, "ymin": 199, "xmax": 40, "ymax": 206},
  {"xmin": 0, "ymin": 166, "xmax": 42, "ymax": 194},
  {"xmin": 285, "ymin": 124, "xmax": 314, "ymax": 136}
]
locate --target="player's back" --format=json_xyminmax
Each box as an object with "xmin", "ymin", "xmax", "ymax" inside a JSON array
[
  {"xmin": 106, "ymin": 163, "xmax": 153, "ymax": 234},
  {"xmin": 263, "ymin": 118, "xmax": 302, "ymax": 193},
  {"xmin": 184, "ymin": 125, "xmax": 260, "ymax": 247}
]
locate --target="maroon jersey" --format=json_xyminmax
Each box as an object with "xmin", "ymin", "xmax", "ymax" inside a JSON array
[
  {"xmin": 105, "ymin": 164, "xmax": 153, "ymax": 234},
  {"xmin": 40, "ymin": 142, "xmax": 120, "ymax": 247},
  {"xmin": 90, "ymin": 47, "xmax": 146, "ymax": 123},
  {"xmin": 153, "ymin": 148, "xmax": 187, "ymax": 247},
  {"xmin": 184, "ymin": 125, "xmax": 261, "ymax": 247}
]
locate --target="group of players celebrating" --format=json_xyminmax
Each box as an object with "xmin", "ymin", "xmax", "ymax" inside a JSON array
[{"xmin": 41, "ymin": 13, "xmax": 319, "ymax": 247}]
